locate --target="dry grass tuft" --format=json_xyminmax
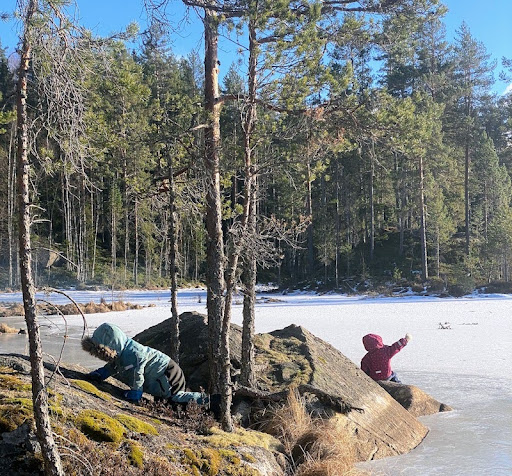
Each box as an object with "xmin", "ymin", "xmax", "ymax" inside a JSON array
[
  {"xmin": 0, "ymin": 323, "xmax": 18, "ymax": 333},
  {"xmin": 291, "ymin": 418, "xmax": 356, "ymax": 474},
  {"xmin": 257, "ymin": 388, "xmax": 312, "ymax": 453},
  {"xmin": 258, "ymin": 388, "xmax": 357, "ymax": 475},
  {"xmin": 0, "ymin": 303, "xmax": 25, "ymax": 318}
]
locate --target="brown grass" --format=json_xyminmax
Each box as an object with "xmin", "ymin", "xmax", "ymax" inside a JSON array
[
  {"xmin": 292, "ymin": 418, "xmax": 356, "ymax": 475},
  {"xmin": 257, "ymin": 388, "xmax": 312, "ymax": 454},
  {"xmin": 0, "ymin": 303, "xmax": 25, "ymax": 317},
  {"xmin": 0, "ymin": 323, "xmax": 18, "ymax": 333},
  {"xmin": 0, "ymin": 301, "xmax": 147, "ymax": 318},
  {"xmin": 258, "ymin": 388, "xmax": 357, "ymax": 475}
]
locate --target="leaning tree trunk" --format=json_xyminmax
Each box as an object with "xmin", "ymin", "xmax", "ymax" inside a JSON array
[{"xmin": 16, "ymin": 2, "xmax": 64, "ymax": 474}]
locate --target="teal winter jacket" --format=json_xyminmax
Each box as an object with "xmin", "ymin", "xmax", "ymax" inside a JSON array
[{"xmin": 86, "ymin": 322, "xmax": 184, "ymax": 399}]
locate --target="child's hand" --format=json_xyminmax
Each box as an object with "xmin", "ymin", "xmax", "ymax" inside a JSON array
[{"xmin": 405, "ymin": 333, "xmax": 412, "ymax": 342}]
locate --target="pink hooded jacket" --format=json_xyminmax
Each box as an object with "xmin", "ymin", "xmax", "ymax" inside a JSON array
[{"xmin": 361, "ymin": 334, "xmax": 408, "ymax": 381}]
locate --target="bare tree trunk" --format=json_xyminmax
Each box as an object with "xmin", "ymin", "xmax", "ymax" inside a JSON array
[
  {"xmin": 418, "ymin": 155, "xmax": 428, "ymax": 281},
  {"xmin": 369, "ymin": 142, "xmax": 375, "ymax": 261},
  {"xmin": 16, "ymin": 3, "xmax": 64, "ymax": 473},
  {"xmin": 464, "ymin": 95, "xmax": 471, "ymax": 256},
  {"xmin": 111, "ymin": 193, "xmax": 117, "ymax": 286},
  {"xmin": 168, "ymin": 152, "xmax": 180, "ymax": 363},
  {"xmin": 240, "ymin": 182, "xmax": 257, "ymax": 387},
  {"xmin": 203, "ymin": 9, "xmax": 228, "ymax": 428},
  {"xmin": 123, "ymin": 151, "xmax": 129, "ymax": 285},
  {"xmin": 335, "ymin": 160, "xmax": 341, "ymax": 289},
  {"xmin": 8, "ymin": 124, "xmax": 16, "ymax": 288},
  {"xmin": 305, "ymin": 159, "xmax": 314, "ymax": 278},
  {"xmin": 134, "ymin": 198, "xmax": 139, "ymax": 286},
  {"xmin": 240, "ymin": 19, "xmax": 258, "ymax": 387},
  {"xmin": 91, "ymin": 188, "xmax": 100, "ymax": 279}
]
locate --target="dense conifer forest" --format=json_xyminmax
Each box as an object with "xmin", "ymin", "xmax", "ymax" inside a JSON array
[{"xmin": 1, "ymin": 0, "xmax": 511, "ymax": 295}]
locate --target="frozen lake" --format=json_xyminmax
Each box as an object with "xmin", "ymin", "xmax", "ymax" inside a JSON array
[{"xmin": 1, "ymin": 288, "xmax": 511, "ymax": 475}]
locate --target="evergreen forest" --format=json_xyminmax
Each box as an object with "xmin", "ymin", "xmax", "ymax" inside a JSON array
[{"xmin": 2, "ymin": 0, "xmax": 512, "ymax": 296}]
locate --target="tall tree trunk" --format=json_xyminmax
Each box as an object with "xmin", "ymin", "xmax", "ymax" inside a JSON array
[
  {"xmin": 240, "ymin": 186, "xmax": 257, "ymax": 387},
  {"xmin": 8, "ymin": 125, "xmax": 16, "ymax": 288},
  {"xmin": 464, "ymin": 140, "xmax": 470, "ymax": 256},
  {"xmin": 240, "ymin": 19, "xmax": 258, "ymax": 387},
  {"xmin": 168, "ymin": 152, "xmax": 180, "ymax": 363},
  {"xmin": 203, "ymin": 8, "xmax": 229, "ymax": 429},
  {"xmin": 305, "ymin": 159, "xmax": 314, "ymax": 278},
  {"xmin": 335, "ymin": 160, "xmax": 341, "ymax": 289},
  {"xmin": 418, "ymin": 156, "xmax": 428, "ymax": 281},
  {"xmin": 16, "ymin": 3, "xmax": 64, "ymax": 473},
  {"xmin": 123, "ymin": 150, "xmax": 129, "ymax": 285},
  {"xmin": 111, "ymin": 191, "xmax": 117, "ymax": 287},
  {"xmin": 134, "ymin": 198, "xmax": 139, "ymax": 286},
  {"xmin": 369, "ymin": 142, "xmax": 375, "ymax": 261}
]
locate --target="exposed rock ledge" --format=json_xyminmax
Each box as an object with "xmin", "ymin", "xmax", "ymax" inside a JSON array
[{"xmin": 136, "ymin": 312, "xmax": 452, "ymax": 462}]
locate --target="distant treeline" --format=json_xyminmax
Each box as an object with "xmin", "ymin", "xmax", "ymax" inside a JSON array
[{"xmin": 1, "ymin": 1, "xmax": 512, "ymax": 294}]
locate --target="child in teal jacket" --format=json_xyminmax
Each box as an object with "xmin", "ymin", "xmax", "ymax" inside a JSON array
[{"xmin": 82, "ymin": 322, "xmax": 205, "ymax": 406}]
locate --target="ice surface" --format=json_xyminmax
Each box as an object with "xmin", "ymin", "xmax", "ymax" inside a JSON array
[{"xmin": 1, "ymin": 289, "xmax": 511, "ymax": 474}]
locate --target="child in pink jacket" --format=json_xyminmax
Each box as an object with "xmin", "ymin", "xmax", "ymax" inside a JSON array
[{"xmin": 361, "ymin": 333, "xmax": 411, "ymax": 383}]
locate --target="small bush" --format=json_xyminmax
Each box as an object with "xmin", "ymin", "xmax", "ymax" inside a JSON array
[
  {"xmin": 483, "ymin": 281, "xmax": 512, "ymax": 294},
  {"xmin": 427, "ymin": 277, "xmax": 445, "ymax": 292}
]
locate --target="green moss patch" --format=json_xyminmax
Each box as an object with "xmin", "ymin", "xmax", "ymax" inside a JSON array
[
  {"xmin": 254, "ymin": 335, "xmax": 312, "ymax": 389},
  {"xmin": 71, "ymin": 379, "xmax": 112, "ymax": 401},
  {"xmin": 115, "ymin": 414, "xmax": 158, "ymax": 435},
  {"xmin": 202, "ymin": 426, "xmax": 282, "ymax": 452},
  {"xmin": 0, "ymin": 398, "xmax": 33, "ymax": 433},
  {"xmin": 75, "ymin": 410, "xmax": 125, "ymax": 443},
  {"xmin": 127, "ymin": 441, "xmax": 144, "ymax": 468},
  {"xmin": 0, "ymin": 373, "xmax": 31, "ymax": 391},
  {"xmin": 182, "ymin": 447, "xmax": 221, "ymax": 476}
]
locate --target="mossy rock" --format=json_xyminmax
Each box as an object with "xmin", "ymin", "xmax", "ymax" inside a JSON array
[
  {"xmin": 0, "ymin": 373, "xmax": 31, "ymax": 391},
  {"xmin": 115, "ymin": 414, "xmax": 158, "ymax": 435},
  {"xmin": 202, "ymin": 426, "xmax": 282, "ymax": 452},
  {"xmin": 75, "ymin": 409, "xmax": 126, "ymax": 443},
  {"xmin": 0, "ymin": 398, "xmax": 33, "ymax": 433},
  {"xmin": 71, "ymin": 379, "xmax": 112, "ymax": 401}
]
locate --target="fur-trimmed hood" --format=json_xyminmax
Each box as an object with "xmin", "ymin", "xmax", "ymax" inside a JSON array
[
  {"xmin": 81, "ymin": 323, "xmax": 128, "ymax": 361},
  {"xmin": 81, "ymin": 336, "xmax": 118, "ymax": 362}
]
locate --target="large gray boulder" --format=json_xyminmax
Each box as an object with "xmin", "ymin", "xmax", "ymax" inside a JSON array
[{"xmin": 134, "ymin": 312, "xmax": 450, "ymax": 461}]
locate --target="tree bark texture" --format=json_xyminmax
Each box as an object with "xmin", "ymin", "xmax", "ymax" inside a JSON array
[
  {"xmin": 16, "ymin": 2, "xmax": 64, "ymax": 473},
  {"xmin": 418, "ymin": 155, "xmax": 428, "ymax": 281},
  {"xmin": 203, "ymin": 9, "xmax": 229, "ymax": 429},
  {"xmin": 168, "ymin": 152, "xmax": 180, "ymax": 363}
]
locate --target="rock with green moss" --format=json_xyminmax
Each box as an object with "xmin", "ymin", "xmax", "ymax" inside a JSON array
[
  {"xmin": 75, "ymin": 409, "xmax": 126, "ymax": 443},
  {"xmin": 0, "ymin": 373, "xmax": 32, "ymax": 391},
  {"xmin": 0, "ymin": 397, "xmax": 33, "ymax": 433}
]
